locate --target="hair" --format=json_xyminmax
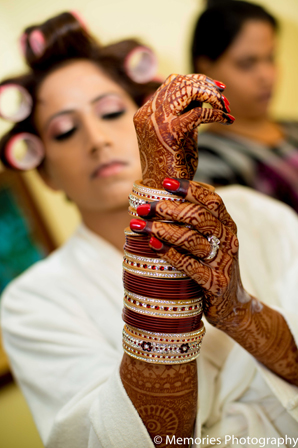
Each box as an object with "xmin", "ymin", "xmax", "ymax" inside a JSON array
[
  {"xmin": 191, "ymin": 0, "xmax": 278, "ymax": 72},
  {"xmin": 0, "ymin": 11, "xmax": 160, "ymax": 169}
]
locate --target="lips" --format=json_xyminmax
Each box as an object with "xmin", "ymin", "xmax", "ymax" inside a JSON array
[{"xmin": 91, "ymin": 160, "xmax": 128, "ymax": 179}]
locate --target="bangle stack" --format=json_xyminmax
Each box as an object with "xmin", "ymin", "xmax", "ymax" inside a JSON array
[
  {"xmin": 122, "ymin": 180, "xmax": 205, "ymax": 364},
  {"xmin": 128, "ymin": 180, "xmax": 185, "ymax": 217}
]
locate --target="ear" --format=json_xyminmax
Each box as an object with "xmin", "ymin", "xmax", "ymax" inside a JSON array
[
  {"xmin": 37, "ymin": 163, "xmax": 61, "ymax": 192},
  {"xmin": 194, "ymin": 56, "xmax": 213, "ymax": 75}
]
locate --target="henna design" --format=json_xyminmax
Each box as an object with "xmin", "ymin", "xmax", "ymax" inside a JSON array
[
  {"xmin": 120, "ymin": 353, "xmax": 198, "ymax": 447},
  {"xmin": 133, "ymin": 74, "xmax": 234, "ymax": 189},
  {"xmin": 134, "ymin": 179, "xmax": 298, "ymax": 385}
]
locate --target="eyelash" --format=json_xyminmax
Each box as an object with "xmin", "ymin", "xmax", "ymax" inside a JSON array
[
  {"xmin": 54, "ymin": 128, "xmax": 77, "ymax": 141},
  {"xmin": 101, "ymin": 110, "xmax": 125, "ymax": 120},
  {"xmin": 53, "ymin": 110, "xmax": 126, "ymax": 141}
]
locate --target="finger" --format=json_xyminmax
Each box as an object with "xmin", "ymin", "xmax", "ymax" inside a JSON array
[
  {"xmin": 167, "ymin": 77, "xmax": 230, "ymax": 116},
  {"xmin": 148, "ymin": 221, "xmax": 233, "ymax": 268},
  {"xmin": 171, "ymin": 108, "xmax": 234, "ymax": 138},
  {"xmin": 162, "ymin": 178, "xmax": 237, "ymax": 234},
  {"xmin": 149, "ymin": 237, "xmax": 231, "ymax": 296},
  {"xmin": 135, "ymin": 202, "xmax": 238, "ymax": 258},
  {"xmin": 186, "ymin": 74, "xmax": 226, "ymax": 92}
]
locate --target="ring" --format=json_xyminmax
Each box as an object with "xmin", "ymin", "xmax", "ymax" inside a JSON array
[{"xmin": 205, "ymin": 235, "xmax": 220, "ymax": 260}]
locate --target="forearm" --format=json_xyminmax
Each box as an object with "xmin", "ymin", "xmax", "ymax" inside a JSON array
[
  {"xmin": 120, "ymin": 353, "xmax": 198, "ymax": 448},
  {"xmin": 217, "ymin": 296, "xmax": 298, "ymax": 386}
]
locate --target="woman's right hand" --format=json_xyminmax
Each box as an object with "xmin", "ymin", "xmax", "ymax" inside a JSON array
[{"xmin": 133, "ymin": 74, "xmax": 234, "ymax": 189}]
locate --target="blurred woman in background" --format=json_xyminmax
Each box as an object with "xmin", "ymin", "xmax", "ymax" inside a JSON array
[{"xmin": 192, "ymin": 0, "xmax": 298, "ymax": 212}]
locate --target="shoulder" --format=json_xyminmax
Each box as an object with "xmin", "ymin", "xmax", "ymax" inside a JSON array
[
  {"xmin": 279, "ymin": 120, "xmax": 298, "ymax": 143},
  {"xmin": 218, "ymin": 184, "xmax": 298, "ymax": 222},
  {"xmin": 218, "ymin": 185, "xmax": 298, "ymax": 277},
  {"xmin": 197, "ymin": 131, "xmax": 245, "ymax": 150},
  {"xmin": 0, "ymin": 225, "xmax": 123, "ymax": 321}
]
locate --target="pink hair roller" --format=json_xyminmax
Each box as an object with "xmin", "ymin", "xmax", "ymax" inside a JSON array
[
  {"xmin": 19, "ymin": 32, "xmax": 28, "ymax": 56},
  {"xmin": 5, "ymin": 133, "xmax": 45, "ymax": 170},
  {"xmin": 0, "ymin": 84, "xmax": 32, "ymax": 122},
  {"xmin": 70, "ymin": 10, "xmax": 88, "ymax": 31},
  {"xmin": 28, "ymin": 29, "xmax": 46, "ymax": 57},
  {"xmin": 124, "ymin": 46, "xmax": 158, "ymax": 84}
]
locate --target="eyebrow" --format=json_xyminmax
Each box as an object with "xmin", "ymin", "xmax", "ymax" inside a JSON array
[{"xmin": 43, "ymin": 92, "xmax": 118, "ymax": 132}]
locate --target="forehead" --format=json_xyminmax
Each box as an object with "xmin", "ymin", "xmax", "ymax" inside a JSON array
[
  {"xmin": 36, "ymin": 60, "xmax": 125, "ymax": 110},
  {"xmin": 227, "ymin": 20, "xmax": 276, "ymax": 57}
]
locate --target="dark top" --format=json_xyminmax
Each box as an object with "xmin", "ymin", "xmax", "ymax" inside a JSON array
[{"xmin": 194, "ymin": 122, "xmax": 298, "ymax": 213}]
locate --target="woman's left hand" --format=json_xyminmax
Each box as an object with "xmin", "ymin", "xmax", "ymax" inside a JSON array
[
  {"xmin": 131, "ymin": 178, "xmax": 249, "ymax": 330},
  {"xmin": 131, "ymin": 179, "xmax": 298, "ymax": 385}
]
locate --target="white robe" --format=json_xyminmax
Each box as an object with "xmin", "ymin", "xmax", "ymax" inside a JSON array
[{"xmin": 1, "ymin": 186, "xmax": 298, "ymax": 448}]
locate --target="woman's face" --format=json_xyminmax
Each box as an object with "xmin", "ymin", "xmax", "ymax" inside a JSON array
[
  {"xmin": 197, "ymin": 20, "xmax": 277, "ymax": 120},
  {"xmin": 34, "ymin": 60, "xmax": 141, "ymax": 214}
]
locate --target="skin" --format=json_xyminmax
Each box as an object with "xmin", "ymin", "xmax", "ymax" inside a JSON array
[
  {"xmin": 133, "ymin": 73, "xmax": 233, "ymax": 189},
  {"xmin": 34, "ymin": 59, "xmax": 141, "ymax": 250},
  {"xmin": 34, "ymin": 63, "xmax": 228, "ymax": 447},
  {"xmin": 135, "ymin": 180, "xmax": 298, "ymax": 386},
  {"xmin": 195, "ymin": 20, "xmax": 283, "ymax": 145}
]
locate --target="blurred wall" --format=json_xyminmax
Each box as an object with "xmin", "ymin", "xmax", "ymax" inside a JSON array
[{"xmin": 0, "ymin": 0, "xmax": 298, "ymax": 245}]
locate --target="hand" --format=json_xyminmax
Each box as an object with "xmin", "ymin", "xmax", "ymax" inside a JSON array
[
  {"xmin": 133, "ymin": 74, "xmax": 234, "ymax": 189},
  {"xmin": 131, "ymin": 178, "xmax": 249, "ymax": 330}
]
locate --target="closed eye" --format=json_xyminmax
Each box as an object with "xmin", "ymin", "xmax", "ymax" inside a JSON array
[
  {"xmin": 101, "ymin": 110, "xmax": 125, "ymax": 120},
  {"xmin": 54, "ymin": 127, "xmax": 77, "ymax": 141}
]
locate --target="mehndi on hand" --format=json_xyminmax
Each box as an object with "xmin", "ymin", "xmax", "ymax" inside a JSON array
[{"xmin": 133, "ymin": 74, "xmax": 234, "ymax": 188}]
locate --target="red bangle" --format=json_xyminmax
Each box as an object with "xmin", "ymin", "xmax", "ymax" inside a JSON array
[
  {"xmin": 123, "ymin": 271, "xmax": 201, "ymax": 299},
  {"xmin": 122, "ymin": 307, "xmax": 202, "ymax": 333}
]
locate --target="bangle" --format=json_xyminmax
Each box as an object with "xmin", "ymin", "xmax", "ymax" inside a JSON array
[
  {"xmin": 122, "ymin": 322, "xmax": 205, "ymax": 364},
  {"xmin": 122, "ymin": 182, "xmax": 205, "ymax": 365},
  {"xmin": 124, "ymin": 290, "xmax": 203, "ymax": 318},
  {"xmin": 123, "ymin": 271, "xmax": 201, "ymax": 299},
  {"xmin": 128, "ymin": 180, "xmax": 185, "ymax": 217},
  {"xmin": 122, "ymin": 307, "xmax": 203, "ymax": 333}
]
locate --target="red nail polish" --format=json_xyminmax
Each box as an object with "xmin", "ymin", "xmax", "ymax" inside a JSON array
[
  {"xmin": 149, "ymin": 236, "xmax": 163, "ymax": 250},
  {"xmin": 137, "ymin": 203, "xmax": 151, "ymax": 216},
  {"xmin": 214, "ymin": 80, "xmax": 226, "ymax": 90},
  {"xmin": 226, "ymin": 114, "xmax": 235, "ymax": 122},
  {"xmin": 163, "ymin": 178, "xmax": 180, "ymax": 191},
  {"xmin": 222, "ymin": 94, "xmax": 230, "ymax": 106},
  {"xmin": 130, "ymin": 219, "xmax": 146, "ymax": 232}
]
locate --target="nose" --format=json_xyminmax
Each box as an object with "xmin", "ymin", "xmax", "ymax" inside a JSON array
[
  {"xmin": 83, "ymin": 114, "xmax": 112, "ymax": 155},
  {"xmin": 257, "ymin": 59, "xmax": 276, "ymax": 88}
]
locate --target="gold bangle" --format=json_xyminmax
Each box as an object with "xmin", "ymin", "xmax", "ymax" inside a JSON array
[
  {"xmin": 128, "ymin": 179, "xmax": 185, "ymax": 216},
  {"xmin": 123, "ymin": 256, "xmax": 187, "ymax": 278},
  {"xmin": 123, "ymin": 322, "xmax": 205, "ymax": 365},
  {"xmin": 124, "ymin": 290, "xmax": 203, "ymax": 318}
]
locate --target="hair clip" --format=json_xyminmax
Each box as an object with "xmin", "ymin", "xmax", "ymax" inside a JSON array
[
  {"xmin": 124, "ymin": 46, "xmax": 158, "ymax": 84},
  {"xmin": 28, "ymin": 29, "xmax": 46, "ymax": 57},
  {"xmin": 4, "ymin": 133, "xmax": 45, "ymax": 170},
  {"xmin": 0, "ymin": 84, "xmax": 32, "ymax": 122}
]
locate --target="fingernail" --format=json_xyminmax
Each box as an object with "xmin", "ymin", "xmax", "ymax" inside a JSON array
[
  {"xmin": 163, "ymin": 178, "xmax": 189, "ymax": 197},
  {"xmin": 222, "ymin": 113, "xmax": 235, "ymax": 125},
  {"xmin": 226, "ymin": 113, "xmax": 235, "ymax": 122},
  {"xmin": 137, "ymin": 203, "xmax": 151, "ymax": 216},
  {"xmin": 222, "ymin": 96, "xmax": 231, "ymax": 114},
  {"xmin": 214, "ymin": 80, "xmax": 226, "ymax": 90},
  {"xmin": 163, "ymin": 178, "xmax": 180, "ymax": 191},
  {"xmin": 130, "ymin": 219, "xmax": 146, "ymax": 232},
  {"xmin": 149, "ymin": 236, "xmax": 164, "ymax": 251}
]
